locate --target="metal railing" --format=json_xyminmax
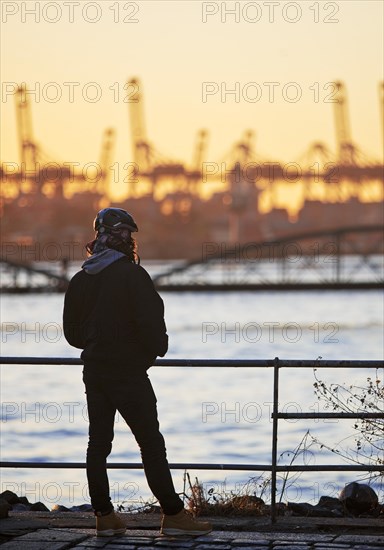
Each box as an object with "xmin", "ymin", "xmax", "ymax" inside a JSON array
[{"xmin": 1, "ymin": 356, "xmax": 383, "ymax": 522}]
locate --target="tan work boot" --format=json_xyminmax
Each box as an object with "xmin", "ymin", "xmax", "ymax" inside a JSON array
[
  {"xmin": 160, "ymin": 508, "xmax": 212, "ymax": 536},
  {"xmin": 96, "ymin": 510, "xmax": 126, "ymax": 537}
]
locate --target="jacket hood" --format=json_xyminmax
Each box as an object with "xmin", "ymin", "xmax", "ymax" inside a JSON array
[{"xmin": 82, "ymin": 248, "xmax": 125, "ymax": 275}]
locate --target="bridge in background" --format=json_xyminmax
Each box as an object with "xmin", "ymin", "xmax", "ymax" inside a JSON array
[
  {"xmin": 0, "ymin": 257, "xmax": 69, "ymax": 293},
  {"xmin": 1, "ymin": 225, "xmax": 383, "ymax": 293},
  {"xmin": 152, "ymin": 225, "xmax": 384, "ymax": 291}
]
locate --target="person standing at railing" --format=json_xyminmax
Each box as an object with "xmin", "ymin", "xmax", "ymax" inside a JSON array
[{"xmin": 63, "ymin": 207, "xmax": 212, "ymax": 538}]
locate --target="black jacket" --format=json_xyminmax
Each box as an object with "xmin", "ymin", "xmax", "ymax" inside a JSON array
[{"xmin": 63, "ymin": 257, "xmax": 168, "ymax": 374}]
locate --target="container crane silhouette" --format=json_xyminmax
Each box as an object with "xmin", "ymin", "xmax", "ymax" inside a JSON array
[
  {"xmin": 380, "ymin": 81, "xmax": 384, "ymax": 153},
  {"xmin": 98, "ymin": 128, "xmax": 116, "ymax": 196},
  {"xmin": 15, "ymin": 84, "xmax": 41, "ymax": 194},
  {"xmin": 14, "ymin": 84, "xmax": 70, "ymax": 197},
  {"xmin": 15, "ymin": 84, "xmax": 38, "ymax": 176},
  {"xmin": 333, "ymin": 80, "xmax": 356, "ymax": 165},
  {"xmin": 187, "ymin": 129, "xmax": 209, "ymax": 193},
  {"xmin": 127, "ymin": 77, "xmax": 208, "ymax": 196},
  {"xmin": 332, "ymin": 81, "xmax": 383, "ymax": 195},
  {"xmin": 12, "ymin": 84, "xmax": 114, "ymax": 200}
]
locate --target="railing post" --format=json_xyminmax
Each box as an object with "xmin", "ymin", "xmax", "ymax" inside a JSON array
[{"xmin": 271, "ymin": 356, "xmax": 280, "ymax": 524}]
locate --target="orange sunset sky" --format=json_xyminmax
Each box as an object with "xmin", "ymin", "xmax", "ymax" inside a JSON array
[{"xmin": 1, "ymin": 0, "xmax": 383, "ymax": 203}]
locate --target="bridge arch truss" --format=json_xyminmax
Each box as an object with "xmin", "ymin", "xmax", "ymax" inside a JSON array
[{"xmin": 152, "ymin": 225, "xmax": 384, "ymax": 291}]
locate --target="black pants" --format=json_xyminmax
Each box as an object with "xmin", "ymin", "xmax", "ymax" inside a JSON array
[{"xmin": 83, "ymin": 370, "xmax": 184, "ymax": 515}]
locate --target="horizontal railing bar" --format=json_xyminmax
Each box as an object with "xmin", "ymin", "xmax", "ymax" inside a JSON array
[
  {"xmin": 0, "ymin": 357, "xmax": 382, "ymax": 368},
  {"xmin": 0, "ymin": 462, "xmax": 265, "ymax": 470},
  {"xmin": 1, "ymin": 462, "xmax": 383, "ymax": 472},
  {"xmin": 272, "ymin": 465, "xmax": 384, "ymax": 472},
  {"xmin": 0, "ymin": 357, "xmax": 271, "ymax": 367},
  {"xmin": 275, "ymin": 413, "xmax": 384, "ymax": 419}
]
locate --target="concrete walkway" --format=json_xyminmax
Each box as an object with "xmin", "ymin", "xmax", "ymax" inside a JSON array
[{"xmin": 0, "ymin": 512, "xmax": 383, "ymax": 550}]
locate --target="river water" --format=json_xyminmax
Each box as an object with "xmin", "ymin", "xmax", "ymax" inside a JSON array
[{"xmin": 1, "ymin": 270, "xmax": 383, "ymax": 509}]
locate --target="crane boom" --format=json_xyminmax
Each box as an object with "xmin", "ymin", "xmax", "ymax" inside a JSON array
[
  {"xmin": 15, "ymin": 84, "xmax": 37, "ymax": 173},
  {"xmin": 98, "ymin": 127, "xmax": 115, "ymax": 196},
  {"xmin": 127, "ymin": 77, "xmax": 152, "ymax": 171},
  {"xmin": 380, "ymin": 82, "xmax": 384, "ymax": 156},
  {"xmin": 193, "ymin": 129, "xmax": 208, "ymax": 171},
  {"xmin": 333, "ymin": 81, "xmax": 355, "ymax": 164}
]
